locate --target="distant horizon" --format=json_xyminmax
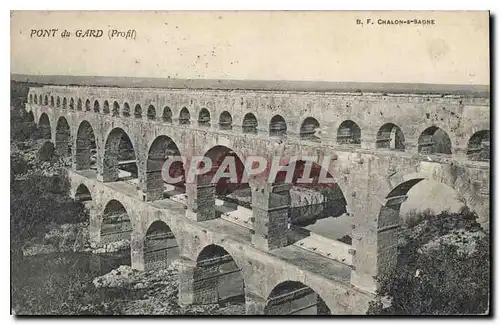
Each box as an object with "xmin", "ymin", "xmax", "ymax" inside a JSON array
[{"xmin": 10, "ymin": 73, "xmax": 490, "ymax": 96}]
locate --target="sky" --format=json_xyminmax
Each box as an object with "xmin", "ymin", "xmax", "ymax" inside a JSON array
[{"xmin": 10, "ymin": 11, "xmax": 490, "ymax": 85}]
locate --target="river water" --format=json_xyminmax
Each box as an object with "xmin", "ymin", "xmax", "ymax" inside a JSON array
[{"xmin": 11, "ymin": 249, "xmax": 141, "ymax": 315}]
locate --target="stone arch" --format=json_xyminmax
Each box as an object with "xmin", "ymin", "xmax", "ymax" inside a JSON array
[
  {"xmin": 162, "ymin": 106, "xmax": 172, "ymax": 123},
  {"xmin": 144, "ymin": 135, "xmax": 184, "ymax": 201},
  {"xmin": 376, "ymin": 176, "xmax": 470, "ymax": 276},
  {"xmin": 33, "ymin": 94, "xmax": 37, "ymax": 104},
  {"xmin": 147, "ymin": 105, "xmax": 156, "ymax": 120},
  {"xmin": 56, "ymin": 96, "xmax": 60, "ymax": 107},
  {"xmin": 134, "ymin": 104, "xmax": 142, "ymax": 119},
  {"xmin": 101, "ymin": 127, "xmax": 138, "ymax": 182},
  {"xmin": 337, "ymin": 120, "xmax": 361, "ymax": 145},
  {"xmin": 50, "ymin": 95, "xmax": 55, "ymax": 107},
  {"xmin": 55, "ymin": 116, "xmax": 72, "ymax": 157},
  {"xmin": 93, "ymin": 100, "xmax": 100, "ymax": 113},
  {"xmin": 123, "ymin": 102, "xmax": 130, "ymax": 117},
  {"xmin": 300, "ymin": 117, "xmax": 320, "ymax": 141},
  {"xmin": 112, "ymin": 101, "xmax": 120, "ymax": 116},
  {"xmin": 85, "ymin": 99, "xmax": 91, "ymax": 111},
  {"xmin": 69, "ymin": 98, "xmax": 75, "ymax": 110},
  {"xmin": 219, "ymin": 111, "xmax": 233, "ymax": 131},
  {"xmin": 103, "ymin": 100, "xmax": 110, "ymax": 114},
  {"xmin": 189, "ymin": 244, "xmax": 246, "ymax": 305},
  {"xmin": 418, "ymin": 126, "xmax": 452, "ymax": 155},
  {"xmin": 467, "ymin": 130, "xmax": 490, "ymax": 161},
  {"xmin": 185, "ymin": 144, "xmax": 249, "ymax": 221},
  {"xmin": 198, "ymin": 108, "xmax": 211, "ymax": 127},
  {"xmin": 62, "ymin": 97, "xmax": 67, "ymax": 110},
  {"xmin": 376, "ymin": 123, "xmax": 405, "ymax": 151},
  {"xmin": 143, "ymin": 220, "xmax": 179, "ymax": 270},
  {"xmin": 38, "ymin": 113, "xmax": 51, "ymax": 140},
  {"xmin": 269, "ymin": 114, "xmax": 287, "ymax": 139},
  {"xmin": 100, "ymin": 199, "xmax": 133, "ymax": 249},
  {"xmin": 44, "ymin": 95, "xmax": 48, "ymax": 106},
  {"xmin": 264, "ymin": 281, "xmax": 331, "ymax": 315},
  {"xmin": 77, "ymin": 98, "xmax": 82, "ymax": 111},
  {"xmin": 273, "ymin": 158, "xmax": 348, "ymax": 229},
  {"xmin": 179, "ymin": 107, "xmax": 191, "ymax": 125},
  {"xmin": 74, "ymin": 120, "xmax": 97, "ymax": 170},
  {"xmin": 243, "ymin": 113, "xmax": 258, "ymax": 134},
  {"xmin": 74, "ymin": 183, "xmax": 92, "ymax": 202},
  {"xmin": 202, "ymin": 144, "xmax": 249, "ymax": 196}
]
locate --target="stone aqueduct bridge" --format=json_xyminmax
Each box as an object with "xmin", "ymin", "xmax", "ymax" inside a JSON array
[{"xmin": 25, "ymin": 83, "xmax": 490, "ymax": 315}]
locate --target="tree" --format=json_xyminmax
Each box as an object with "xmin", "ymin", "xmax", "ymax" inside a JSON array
[{"xmin": 368, "ymin": 209, "xmax": 490, "ymax": 315}]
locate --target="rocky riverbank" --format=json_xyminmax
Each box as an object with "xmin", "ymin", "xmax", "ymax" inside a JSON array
[
  {"xmin": 93, "ymin": 262, "xmax": 245, "ymax": 315},
  {"xmin": 20, "ymin": 221, "xmax": 245, "ymax": 315}
]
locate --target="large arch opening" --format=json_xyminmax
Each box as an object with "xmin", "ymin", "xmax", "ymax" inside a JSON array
[
  {"xmin": 203, "ymin": 145, "xmax": 249, "ymax": 198},
  {"xmin": 198, "ymin": 108, "xmax": 211, "ymax": 127},
  {"xmin": 269, "ymin": 115, "xmax": 287, "ymax": 139},
  {"xmin": 143, "ymin": 221, "xmax": 179, "ymax": 270},
  {"xmin": 376, "ymin": 123, "xmax": 405, "ymax": 151},
  {"xmin": 102, "ymin": 128, "xmax": 138, "ymax": 183},
  {"xmin": 192, "ymin": 245, "xmax": 245, "ymax": 306},
  {"xmin": 75, "ymin": 184, "xmax": 92, "ymax": 203},
  {"xmin": 162, "ymin": 106, "xmax": 172, "ymax": 123},
  {"xmin": 300, "ymin": 117, "xmax": 320, "ymax": 141},
  {"xmin": 55, "ymin": 116, "xmax": 72, "ymax": 158},
  {"xmin": 262, "ymin": 159, "xmax": 352, "ymax": 257},
  {"xmin": 264, "ymin": 281, "xmax": 331, "ymax": 315},
  {"xmin": 467, "ymin": 130, "xmax": 490, "ymax": 161},
  {"xmin": 383, "ymin": 178, "xmax": 467, "ymax": 225},
  {"xmin": 179, "ymin": 107, "xmax": 191, "ymax": 125},
  {"xmin": 100, "ymin": 200, "xmax": 132, "ymax": 264},
  {"xmin": 377, "ymin": 178, "xmax": 468, "ymax": 276},
  {"xmin": 94, "ymin": 100, "xmax": 100, "ymax": 113},
  {"xmin": 38, "ymin": 113, "xmax": 51, "ymax": 140},
  {"xmin": 219, "ymin": 111, "xmax": 233, "ymax": 131},
  {"xmin": 123, "ymin": 102, "xmax": 130, "ymax": 117},
  {"xmin": 75, "ymin": 121, "xmax": 97, "ymax": 170},
  {"xmin": 145, "ymin": 135, "xmax": 185, "ymax": 201},
  {"xmin": 134, "ymin": 104, "xmax": 142, "ymax": 119},
  {"xmin": 273, "ymin": 160, "xmax": 347, "ymax": 229},
  {"xmin": 147, "ymin": 105, "xmax": 156, "ymax": 120},
  {"xmin": 337, "ymin": 120, "xmax": 361, "ymax": 145},
  {"xmin": 103, "ymin": 100, "xmax": 110, "ymax": 114},
  {"xmin": 418, "ymin": 126, "xmax": 452, "ymax": 155},
  {"xmin": 112, "ymin": 101, "xmax": 120, "ymax": 117},
  {"xmin": 242, "ymin": 113, "xmax": 258, "ymax": 134}
]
